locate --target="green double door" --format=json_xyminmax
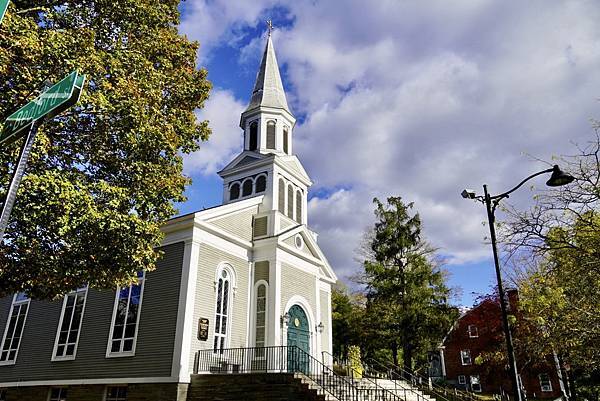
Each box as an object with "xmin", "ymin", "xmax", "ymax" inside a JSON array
[{"xmin": 286, "ymin": 305, "xmax": 310, "ymax": 373}]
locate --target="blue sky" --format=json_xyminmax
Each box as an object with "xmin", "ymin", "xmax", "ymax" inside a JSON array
[{"xmin": 177, "ymin": 1, "xmax": 600, "ymax": 307}]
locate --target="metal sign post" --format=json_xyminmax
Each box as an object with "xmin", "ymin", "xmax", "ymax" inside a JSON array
[
  {"xmin": 0, "ymin": 123, "xmax": 38, "ymax": 240},
  {"xmin": 0, "ymin": 70, "xmax": 85, "ymax": 241},
  {"xmin": 0, "ymin": 0, "xmax": 8, "ymax": 25}
]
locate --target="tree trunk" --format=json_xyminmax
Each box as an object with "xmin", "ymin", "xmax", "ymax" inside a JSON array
[
  {"xmin": 392, "ymin": 341, "xmax": 399, "ymax": 367},
  {"xmin": 403, "ymin": 344, "xmax": 413, "ymax": 380}
]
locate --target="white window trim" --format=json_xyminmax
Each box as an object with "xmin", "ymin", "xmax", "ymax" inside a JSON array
[
  {"xmin": 468, "ymin": 324, "xmax": 478, "ymax": 338},
  {"xmin": 228, "ymin": 182, "xmax": 241, "ymax": 201},
  {"xmin": 51, "ymin": 287, "xmax": 88, "ymax": 362},
  {"xmin": 252, "ymin": 280, "xmax": 269, "ymax": 359},
  {"xmin": 460, "ymin": 349, "xmax": 472, "ymax": 365},
  {"xmin": 539, "ymin": 373, "xmax": 553, "ymax": 392},
  {"xmin": 241, "ymin": 178, "xmax": 255, "ymax": 198},
  {"xmin": 458, "ymin": 375, "xmax": 466, "ymax": 384},
  {"xmin": 286, "ymin": 183, "xmax": 295, "ymax": 219},
  {"xmin": 254, "ymin": 174, "xmax": 268, "ymax": 194},
  {"xmin": 105, "ymin": 273, "xmax": 146, "ymax": 358},
  {"xmin": 470, "ymin": 375, "xmax": 482, "ymax": 392},
  {"xmin": 0, "ymin": 294, "xmax": 30, "ymax": 366},
  {"xmin": 213, "ymin": 263, "xmax": 236, "ymax": 353}
]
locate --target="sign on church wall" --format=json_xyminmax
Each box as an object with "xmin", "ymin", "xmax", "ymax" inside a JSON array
[{"xmin": 198, "ymin": 318, "xmax": 209, "ymax": 341}]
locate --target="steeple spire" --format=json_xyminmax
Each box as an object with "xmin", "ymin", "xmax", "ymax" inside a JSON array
[{"xmin": 244, "ymin": 24, "xmax": 290, "ymax": 114}]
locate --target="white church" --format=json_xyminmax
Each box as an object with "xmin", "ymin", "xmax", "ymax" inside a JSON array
[{"xmin": 0, "ymin": 29, "xmax": 337, "ymax": 401}]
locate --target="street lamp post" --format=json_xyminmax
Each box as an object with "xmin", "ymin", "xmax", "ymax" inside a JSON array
[{"xmin": 462, "ymin": 165, "xmax": 574, "ymax": 401}]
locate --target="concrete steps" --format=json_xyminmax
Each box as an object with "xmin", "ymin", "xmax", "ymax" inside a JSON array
[{"xmin": 187, "ymin": 373, "xmax": 329, "ymax": 401}]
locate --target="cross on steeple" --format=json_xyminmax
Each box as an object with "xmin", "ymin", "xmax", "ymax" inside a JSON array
[{"xmin": 266, "ymin": 20, "xmax": 274, "ymax": 36}]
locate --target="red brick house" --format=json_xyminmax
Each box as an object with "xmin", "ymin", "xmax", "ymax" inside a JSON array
[{"xmin": 440, "ymin": 290, "xmax": 564, "ymax": 399}]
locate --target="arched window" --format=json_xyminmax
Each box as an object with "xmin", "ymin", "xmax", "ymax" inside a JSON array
[
  {"xmin": 287, "ymin": 185, "xmax": 294, "ymax": 218},
  {"xmin": 278, "ymin": 178, "xmax": 285, "ymax": 212},
  {"xmin": 214, "ymin": 269, "xmax": 231, "ymax": 353},
  {"xmin": 266, "ymin": 121, "xmax": 276, "ymax": 149},
  {"xmin": 229, "ymin": 183, "xmax": 240, "ymax": 201},
  {"xmin": 249, "ymin": 121, "xmax": 258, "ymax": 151},
  {"xmin": 254, "ymin": 283, "xmax": 267, "ymax": 353},
  {"xmin": 283, "ymin": 127, "xmax": 289, "ymax": 154},
  {"xmin": 242, "ymin": 179, "xmax": 253, "ymax": 197},
  {"xmin": 255, "ymin": 175, "xmax": 267, "ymax": 193},
  {"xmin": 295, "ymin": 190, "xmax": 302, "ymax": 223}
]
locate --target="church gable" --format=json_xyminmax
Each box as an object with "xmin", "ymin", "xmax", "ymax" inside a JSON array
[
  {"xmin": 218, "ymin": 151, "xmax": 267, "ymax": 177},
  {"xmin": 206, "ymin": 206, "xmax": 257, "ymax": 241},
  {"xmin": 278, "ymin": 157, "xmax": 311, "ymax": 183},
  {"xmin": 283, "ymin": 233, "xmax": 320, "ymax": 261}
]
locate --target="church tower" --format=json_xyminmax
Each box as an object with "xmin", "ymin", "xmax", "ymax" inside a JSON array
[{"xmin": 218, "ymin": 30, "xmax": 312, "ymax": 235}]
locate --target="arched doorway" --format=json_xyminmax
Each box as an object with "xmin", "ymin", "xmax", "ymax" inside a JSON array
[{"xmin": 286, "ymin": 304, "xmax": 310, "ymax": 373}]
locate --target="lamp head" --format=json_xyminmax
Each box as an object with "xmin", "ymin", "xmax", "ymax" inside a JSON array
[
  {"xmin": 546, "ymin": 165, "xmax": 575, "ymax": 187},
  {"xmin": 461, "ymin": 189, "xmax": 477, "ymax": 199}
]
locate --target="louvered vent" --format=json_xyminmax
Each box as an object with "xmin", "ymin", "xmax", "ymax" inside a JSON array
[{"xmin": 253, "ymin": 217, "xmax": 268, "ymax": 238}]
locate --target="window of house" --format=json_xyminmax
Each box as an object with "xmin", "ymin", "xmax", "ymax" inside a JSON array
[
  {"xmin": 107, "ymin": 272, "xmax": 145, "ymax": 356},
  {"xmin": 266, "ymin": 121, "xmax": 276, "ymax": 149},
  {"xmin": 242, "ymin": 179, "xmax": 253, "ymax": 197},
  {"xmin": 278, "ymin": 178, "xmax": 285, "ymax": 212},
  {"xmin": 0, "ymin": 389, "xmax": 6, "ymax": 401},
  {"xmin": 470, "ymin": 375, "xmax": 482, "ymax": 392},
  {"xmin": 0, "ymin": 293, "xmax": 30, "ymax": 364},
  {"xmin": 249, "ymin": 121, "xmax": 258, "ymax": 151},
  {"xmin": 287, "ymin": 185, "xmax": 294, "ymax": 219},
  {"xmin": 539, "ymin": 373, "xmax": 552, "ymax": 392},
  {"xmin": 283, "ymin": 127, "xmax": 289, "ymax": 154},
  {"xmin": 458, "ymin": 375, "xmax": 466, "ymax": 385},
  {"xmin": 229, "ymin": 183, "xmax": 240, "ymax": 200},
  {"xmin": 53, "ymin": 287, "xmax": 87, "ymax": 360},
  {"xmin": 255, "ymin": 175, "xmax": 267, "ymax": 193},
  {"xmin": 254, "ymin": 284, "xmax": 267, "ymax": 357},
  {"xmin": 105, "ymin": 386, "xmax": 127, "ymax": 401},
  {"xmin": 468, "ymin": 324, "xmax": 478, "ymax": 338},
  {"xmin": 214, "ymin": 269, "xmax": 231, "ymax": 354},
  {"xmin": 295, "ymin": 190, "xmax": 302, "ymax": 224},
  {"xmin": 460, "ymin": 349, "xmax": 472, "ymax": 365},
  {"xmin": 49, "ymin": 387, "xmax": 68, "ymax": 401}
]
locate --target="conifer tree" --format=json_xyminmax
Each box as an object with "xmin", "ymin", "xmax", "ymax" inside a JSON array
[{"xmin": 361, "ymin": 197, "xmax": 457, "ymax": 372}]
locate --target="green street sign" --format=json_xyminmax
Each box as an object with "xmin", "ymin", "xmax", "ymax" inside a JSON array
[
  {"xmin": 1, "ymin": 70, "xmax": 86, "ymax": 145},
  {"xmin": 0, "ymin": 0, "xmax": 8, "ymax": 24}
]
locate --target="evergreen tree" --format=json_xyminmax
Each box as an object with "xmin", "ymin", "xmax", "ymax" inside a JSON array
[
  {"xmin": 0, "ymin": 0, "xmax": 211, "ymax": 298},
  {"xmin": 361, "ymin": 197, "xmax": 457, "ymax": 372}
]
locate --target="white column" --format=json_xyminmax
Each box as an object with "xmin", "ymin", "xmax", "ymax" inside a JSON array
[{"xmin": 172, "ymin": 238, "xmax": 201, "ymax": 383}]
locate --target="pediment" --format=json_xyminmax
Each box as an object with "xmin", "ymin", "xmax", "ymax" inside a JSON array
[
  {"xmin": 218, "ymin": 151, "xmax": 267, "ymax": 176},
  {"xmin": 279, "ymin": 226, "xmax": 337, "ymax": 282}
]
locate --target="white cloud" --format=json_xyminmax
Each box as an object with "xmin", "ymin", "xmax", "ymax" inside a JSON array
[
  {"xmin": 181, "ymin": 0, "xmax": 600, "ymax": 293},
  {"xmin": 183, "ymin": 90, "xmax": 246, "ymax": 175}
]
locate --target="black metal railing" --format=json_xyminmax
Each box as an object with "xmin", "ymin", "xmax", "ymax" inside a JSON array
[
  {"xmin": 194, "ymin": 346, "xmax": 429, "ymax": 401},
  {"xmin": 320, "ymin": 350, "xmax": 431, "ymax": 401},
  {"xmin": 364, "ymin": 358, "xmax": 479, "ymax": 401}
]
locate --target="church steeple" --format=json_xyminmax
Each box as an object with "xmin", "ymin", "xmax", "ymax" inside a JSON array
[
  {"xmin": 240, "ymin": 24, "xmax": 296, "ymax": 155},
  {"xmin": 244, "ymin": 33, "xmax": 291, "ymax": 115}
]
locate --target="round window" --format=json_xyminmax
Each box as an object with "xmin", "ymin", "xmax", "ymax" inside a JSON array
[
  {"xmin": 294, "ymin": 234, "xmax": 303, "ymax": 249},
  {"xmin": 221, "ymin": 270, "xmax": 228, "ymax": 279}
]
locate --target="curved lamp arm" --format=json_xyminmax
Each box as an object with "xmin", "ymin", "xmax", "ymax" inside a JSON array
[{"xmin": 490, "ymin": 167, "xmax": 554, "ymax": 201}]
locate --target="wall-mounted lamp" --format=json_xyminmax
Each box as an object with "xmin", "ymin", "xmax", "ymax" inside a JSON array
[
  {"xmin": 317, "ymin": 322, "xmax": 324, "ymax": 333},
  {"xmin": 281, "ymin": 312, "xmax": 290, "ymax": 326}
]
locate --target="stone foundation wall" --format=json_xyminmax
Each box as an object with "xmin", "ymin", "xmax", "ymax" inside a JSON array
[{"xmin": 2, "ymin": 382, "xmax": 188, "ymax": 401}]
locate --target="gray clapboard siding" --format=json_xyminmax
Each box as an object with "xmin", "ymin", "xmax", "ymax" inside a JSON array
[
  {"xmin": 280, "ymin": 263, "xmax": 316, "ymax": 320},
  {"xmin": 0, "ymin": 242, "xmax": 184, "ymax": 383},
  {"xmin": 208, "ymin": 207, "xmax": 257, "ymax": 241},
  {"xmin": 188, "ymin": 243, "xmax": 249, "ymax": 372}
]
